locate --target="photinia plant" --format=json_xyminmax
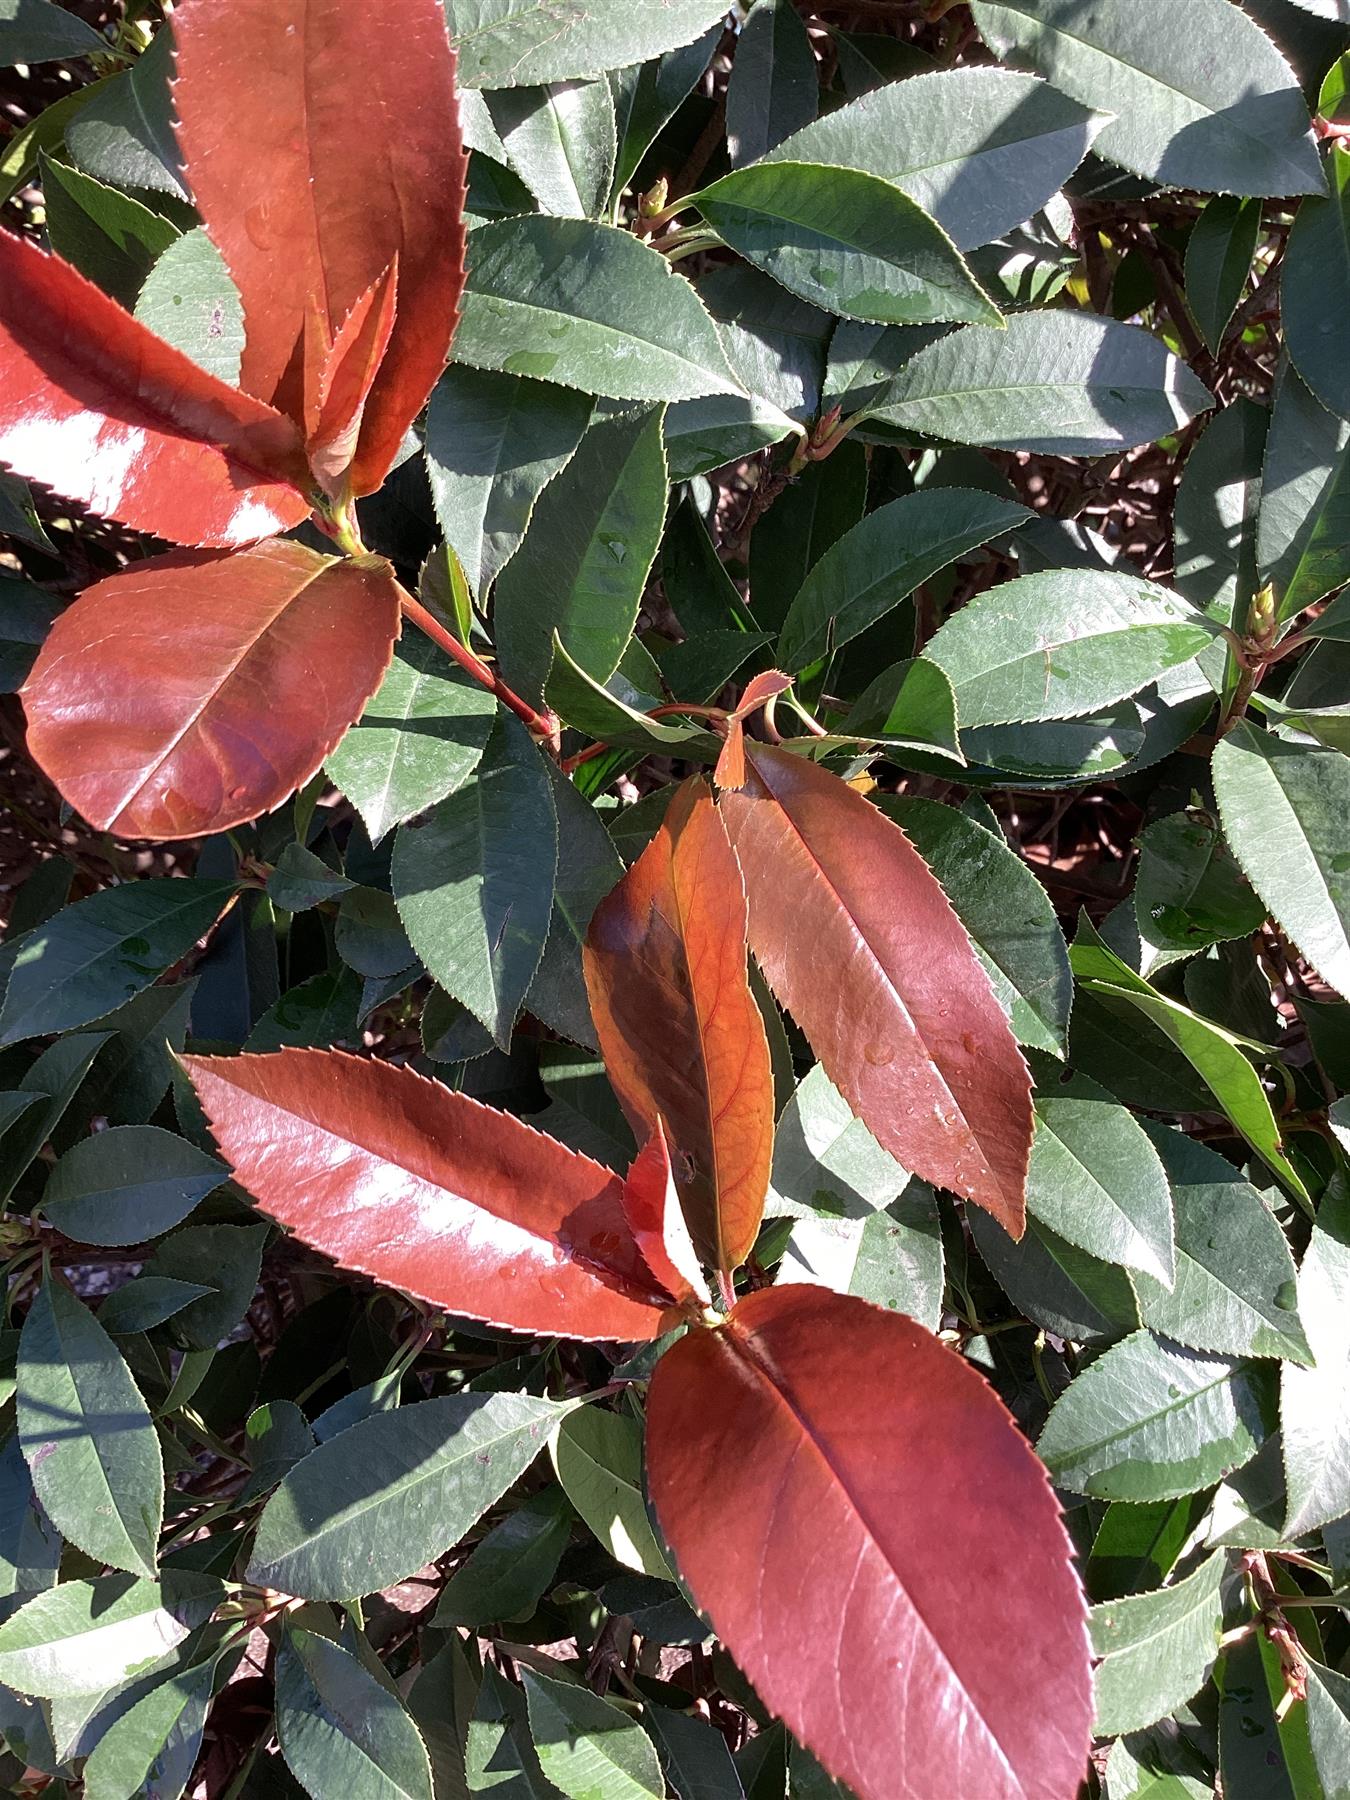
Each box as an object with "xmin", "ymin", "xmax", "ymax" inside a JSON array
[
  {"xmin": 2, "ymin": 0, "xmax": 1350, "ymax": 1796},
  {"xmin": 180, "ymin": 774, "xmax": 1088, "ymax": 1800}
]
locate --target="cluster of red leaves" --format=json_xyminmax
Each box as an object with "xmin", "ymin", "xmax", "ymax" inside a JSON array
[
  {"xmin": 186, "ymin": 771, "xmax": 1092, "ymax": 1800},
  {"xmin": 0, "ymin": 0, "xmax": 466, "ymax": 840}
]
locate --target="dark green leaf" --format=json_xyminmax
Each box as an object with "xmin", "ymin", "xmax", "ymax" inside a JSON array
[
  {"xmin": 17, "ymin": 1276, "xmax": 163, "ymax": 1577},
  {"xmin": 693, "ymin": 163, "xmax": 1001, "ymax": 328},
  {"xmin": 435, "ymin": 1487, "xmax": 572, "ymax": 1627},
  {"xmin": 393, "ymin": 713, "xmax": 557, "ymax": 1047},
  {"xmin": 0, "ymin": 1431, "xmax": 59, "ymax": 1605},
  {"xmin": 454, "ymin": 217, "xmax": 738, "ymax": 401},
  {"xmin": 526, "ymin": 762, "xmax": 623, "ymax": 1048},
  {"xmin": 426, "ymin": 368, "xmax": 592, "ymax": 598},
  {"xmin": 971, "ymin": 0, "xmax": 1324, "ymax": 195},
  {"xmin": 764, "ymin": 66, "xmax": 1101, "ymax": 251},
  {"xmin": 41, "ymin": 155, "xmax": 178, "ymax": 307},
  {"xmin": 1, "ymin": 0, "xmax": 105, "ymax": 63},
  {"xmin": 249, "ymin": 1392, "xmax": 568, "ymax": 1600},
  {"xmin": 487, "ymin": 78, "xmax": 616, "ymax": 218},
  {"xmin": 1038, "ymin": 1329, "xmax": 1273, "ymax": 1502},
  {"xmin": 968, "ymin": 1206, "xmax": 1140, "ymax": 1343},
  {"xmin": 495, "ymin": 405, "xmax": 667, "ymax": 702},
  {"xmin": 1133, "ymin": 812, "xmax": 1266, "ymax": 976},
  {"xmin": 776, "ymin": 488, "xmax": 1028, "ymax": 673},
  {"xmin": 0, "ymin": 878, "xmax": 235, "ymax": 1047},
  {"xmin": 42, "ymin": 1125, "xmax": 226, "ymax": 1246},
  {"xmin": 0, "ymin": 576, "xmax": 57, "ymax": 694},
  {"xmin": 523, "ymin": 1668, "xmax": 664, "ymax": 1800},
  {"xmin": 276, "ymin": 1626, "xmax": 433, "ymax": 1800},
  {"xmin": 551, "ymin": 1407, "xmax": 671, "ymax": 1579},
  {"xmin": 98, "ymin": 1278, "xmax": 214, "ymax": 1336},
  {"xmin": 726, "ymin": 0, "xmax": 817, "ymax": 167},
  {"xmin": 1090, "ymin": 1549, "xmax": 1228, "ymax": 1735},
  {"xmin": 1185, "ymin": 196, "xmax": 1262, "ymax": 353},
  {"xmin": 858, "ymin": 311, "xmax": 1213, "ymax": 450},
  {"xmin": 1305, "ymin": 1658, "xmax": 1350, "ymax": 1800},
  {"xmin": 144, "ymin": 1223, "xmax": 268, "ymax": 1350},
  {"xmin": 1283, "ymin": 144, "xmax": 1350, "ymax": 422},
  {"xmin": 646, "ymin": 1705, "xmax": 745, "ymax": 1800},
  {"xmin": 64, "ymin": 29, "xmax": 186, "ymax": 198}
]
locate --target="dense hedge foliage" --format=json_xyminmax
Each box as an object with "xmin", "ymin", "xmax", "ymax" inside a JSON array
[{"xmin": 2, "ymin": 0, "xmax": 1350, "ymax": 1795}]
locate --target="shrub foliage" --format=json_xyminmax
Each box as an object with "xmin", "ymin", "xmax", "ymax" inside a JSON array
[{"xmin": 1, "ymin": 0, "xmax": 1349, "ymax": 1795}]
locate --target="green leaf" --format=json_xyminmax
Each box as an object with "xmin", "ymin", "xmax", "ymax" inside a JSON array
[
  {"xmin": 144, "ymin": 1222, "xmax": 268, "ymax": 1350},
  {"xmin": 0, "ymin": 1033, "xmax": 111, "ymax": 1204},
  {"xmin": 1087, "ymin": 1493, "xmax": 1210, "ymax": 1604},
  {"xmin": 326, "ymin": 636, "xmax": 497, "ymax": 847},
  {"xmin": 1133, "ymin": 812, "xmax": 1266, "ymax": 976},
  {"xmin": 246, "ymin": 967, "xmax": 362, "ymax": 1054},
  {"xmin": 767, "ymin": 1062, "xmax": 908, "ymax": 1223},
  {"xmin": 0, "ymin": 575, "xmax": 56, "ymax": 694},
  {"xmin": 1023, "ymin": 1072, "xmax": 1175, "ymax": 1285},
  {"xmin": 646, "ymin": 1706, "xmax": 745, "ymax": 1800},
  {"xmin": 609, "ymin": 26, "xmax": 719, "ymax": 203},
  {"xmin": 1090, "ymin": 1549, "xmax": 1228, "ymax": 1736},
  {"xmin": 838, "ymin": 658, "xmax": 965, "ymax": 764},
  {"xmin": 875, "ymin": 794, "xmax": 1070, "ymax": 1054},
  {"xmin": 545, "ymin": 638, "xmax": 720, "ymax": 759},
  {"xmin": 1070, "ymin": 919, "xmax": 1310, "ymax": 1204},
  {"xmin": 98, "ymin": 1278, "xmax": 215, "ymax": 1336},
  {"xmin": 922, "ymin": 569, "xmax": 1219, "ymax": 729},
  {"xmin": 967, "ymin": 1207, "xmax": 1140, "ymax": 1343},
  {"xmin": 1283, "ymin": 144, "xmax": 1350, "ymax": 423},
  {"xmin": 1185, "ymin": 196, "xmax": 1262, "ymax": 354},
  {"xmin": 495, "ymin": 406, "xmax": 667, "ymax": 702},
  {"xmin": 0, "ymin": 878, "xmax": 235, "ymax": 1047},
  {"xmin": 249, "ymin": 1392, "xmax": 567, "ymax": 1600},
  {"xmin": 335, "ymin": 887, "xmax": 417, "ymax": 980},
  {"xmin": 454, "ymin": 217, "xmax": 739, "ymax": 402},
  {"xmin": 426, "ymin": 368, "xmax": 592, "ymax": 598},
  {"xmin": 523, "ymin": 1668, "xmax": 664, "ymax": 1800},
  {"xmin": 64, "ymin": 28, "xmax": 185, "ymax": 199},
  {"xmin": 265, "ymin": 844, "xmax": 353, "ymax": 914},
  {"xmin": 17, "ymin": 1277, "xmax": 163, "ymax": 1578},
  {"xmin": 776, "ymin": 487, "xmax": 1028, "ymax": 672},
  {"xmin": 0, "ymin": 1431, "xmax": 59, "ymax": 1604},
  {"xmin": 1217, "ymin": 1630, "xmax": 1319, "ymax": 1800},
  {"xmin": 693, "ymin": 163, "xmax": 1001, "ymax": 328},
  {"xmin": 447, "ymin": 0, "xmax": 732, "ymax": 89},
  {"xmin": 467, "ymin": 1662, "xmax": 558, "ymax": 1798},
  {"xmin": 40, "ymin": 156, "xmax": 178, "ymax": 309},
  {"xmin": 134, "ymin": 228, "xmax": 245, "ymax": 386},
  {"xmin": 393, "ymin": 713, "xmax": 558, "ymax": 1047},
  {"xmin": 1213, "ymin": 720, "xmax": 1350, "ymax": 1002},
  {"xmin": 858, "ymin": 310, "xmax": 1213, "ymax": 450},
  {"xmin": 1259, "ymin": 366, "xmax": 1350, "ymax": 621},
  {"xmin": 1305, "ymin": 1658, "xmax": 1350, "ymax": 1800},
  {"xmin": 81, "ymin": 1656, "xmax": 216, "ymax": 1800},
  {"xmin": 1037, "ymin": 1329, "xmax": 1273, "ymax": 1502},
  {"xmin": 434, "ymin": 1487, "xmax": 572, "ymax": 1628},
  {"xmin": 551, "ymin": 1407, "xmax": 672, "ymax": 1579},
  {"xmin": 971, "ymin": 0, "xmax": 1324, "ymax": 196},
  {"xmin": 41, "ymin": 1124, "xmax": 226, "ymax": 1246},
  {"xmin": 1172, "ymin": 397, "xmax": 1267, "ymax": 633},
  {"xmin": 487, "ymin": 78, "xmax": 616, "ymax": 218},
  {"xmin": 764, "ymin": 66, "xmax": 1102, "ymax": 251},
  {"xmin": 1133, "ymin": 1123, "xmax": 1312, "ymax": 1366},
  {"xmin": 748, "ymin": 445, "xmax": 866, "ymax": 634},
  {"xmin": 778, "ymin": 1182, "xmax": 944, "ymax": 1329},
  {"xmin": 726, "ymin": 0, "xmax": 817, "ymax": 167},
  {"xmin": 1, "ymin": 0, "xmax": 105, "ymax": 63},
  {"xmin": 0, "ymin": 1573, "xmax": 218, "ymax": 1700},
  {"xmin": 1281, "ymin": 1170, "xmax": 1350, "ymax": 1537},
  {"xmin": 526, "ymin": 762, "xmax": 624, "ymax": 1048},
  {"xmin": 276, "ymin": 1626, "xmax": 433, "ymax": 1800}
]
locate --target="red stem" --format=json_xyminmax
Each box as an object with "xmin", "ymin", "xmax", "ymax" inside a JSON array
[{"xmin": 397, "ymin": 587, "xmax": 559, "ymax": 745}]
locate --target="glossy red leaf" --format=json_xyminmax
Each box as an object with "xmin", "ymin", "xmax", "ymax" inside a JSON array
[
  {"xmin": 719, "ymin": 743, "xmax": 1032, "ymax": 1233},
  {"xmin": 307, "ymin": 262, "xmax": 399, "ymax": 498},
  {"xmin": 173, "ymin": 0, "xmax": 467, "ymax": 496},
  {"xmin": 23, "ymin": 540, "xmax": 401, "ymax": 841},
  {"xmin": 584, "ymin": 778, "xmax": 774, "ymax": 1275},
  {"xmin": 647, "ymin": 1287, "xmax": 1092, "ymax": 1800},
  {"xmin": 184, "ymin": 1049, "xmax": 674, "ymax": 1341},
  {"xmin": 622, "ymin": 1125, "xmax": 711, "ymax": 1312},
  {"xmin": 716, "ymin": 670, "xmax": 794, "ymax": 790},
  {"xmin": 0, "ymin": 231, "xmax": 311, "ymax": 547}
]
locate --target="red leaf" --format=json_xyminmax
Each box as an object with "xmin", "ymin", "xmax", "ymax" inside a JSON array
[
  {"xmin": 23, "ymin": 540, "xmax": 401, "ymax": 840},
  {"xmin": 647, "ymin": 1287, "xmax": 1092, "ymax": 1800},
  {"xmin": 622, "ymin": 1125, "xmax": 711, "ymax": 1312},
  {"xmin": 173, "ymin": 0, "xmax": 467, "ymax": 496},
  {"xmin": 307, "ymin": 262, "xmax": 399, "ymax": 497},
  {"xmin": 719, "ymin": 744, "xmax": 1032, "ymax": 1233},
  {"xmin": 184, "ymin": 1049, "xmax": 674, "ymax": 1341},
  {"xmin": 0, "ymin": 231, "xmax": 311, "ymax": 547},
  {"xmin": 584, "ymin": 778, "xmax": 774, "ymax": 1275}
]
